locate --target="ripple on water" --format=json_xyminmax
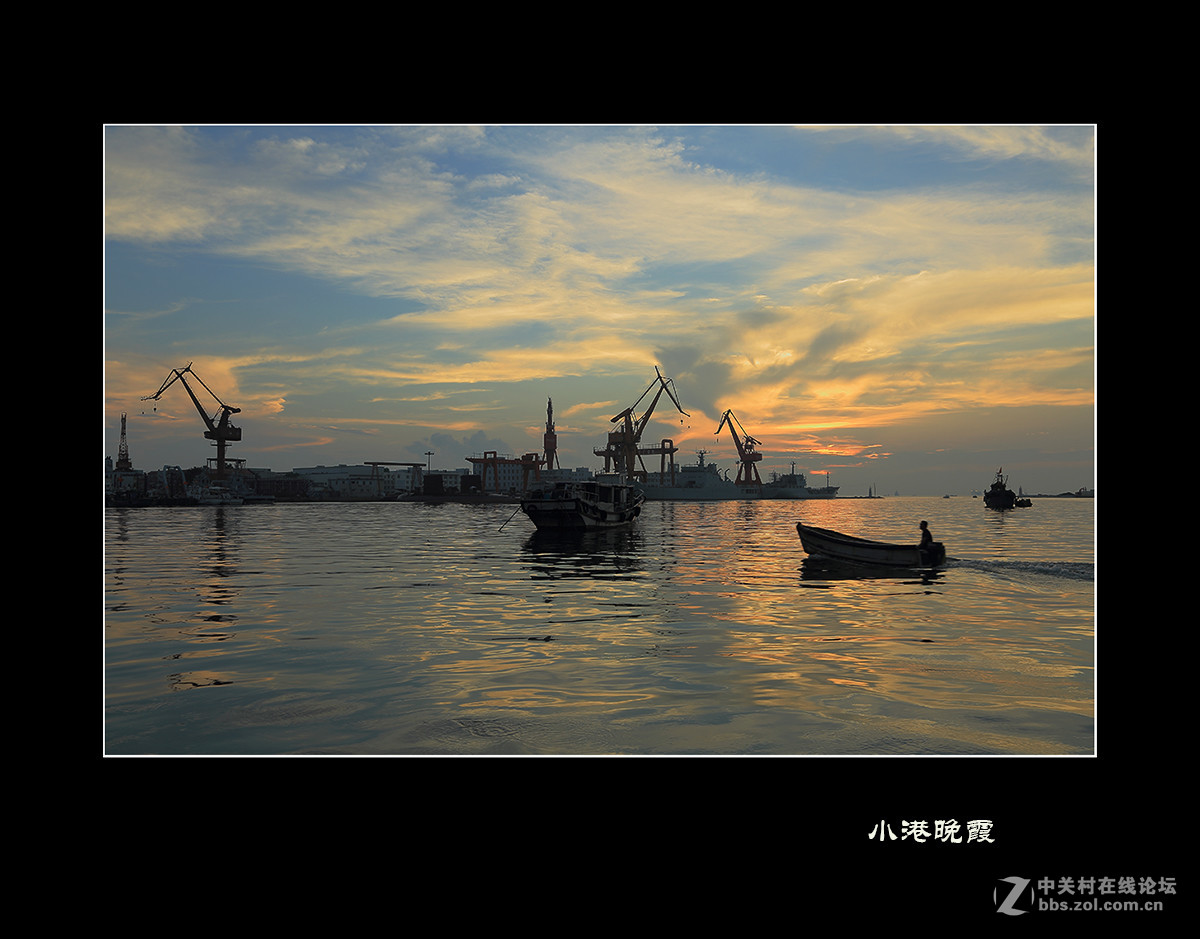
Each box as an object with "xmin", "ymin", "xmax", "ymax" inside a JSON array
[{"xmin": 105, "ymin": 499, "xmax": 1094, "ymax": 755}]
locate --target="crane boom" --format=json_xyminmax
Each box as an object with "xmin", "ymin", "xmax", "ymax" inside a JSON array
[
  {"xmin": 716, "ymin": 409, "xmax": 763, "ymax": 487},
  {"xmin": 595, "ymin": 368, "xmax": 689, "ymax": 478},
  {"xmin": 142, "ymin": 363, "xmax": 242, "ymax": 477}
]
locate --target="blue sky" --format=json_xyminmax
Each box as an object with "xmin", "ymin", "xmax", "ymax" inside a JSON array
[{"xmin": 103, "ymin": 125, "xmax": 1095, "ymax": 495}]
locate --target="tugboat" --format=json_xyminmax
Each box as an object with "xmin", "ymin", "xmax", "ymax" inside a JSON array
[
  {"xmin": 983, "ymin": 468, "xmax": 1017, "ymax": 510},
  {"xmin": 519, "ymin": 476, "xmax": 645, "ymax": 530}
]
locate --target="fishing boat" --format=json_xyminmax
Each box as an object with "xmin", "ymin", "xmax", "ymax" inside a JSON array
[
  {"xmin": 520, "ymin": 477, "xmax": 645, "ymax": 529},
  {"xmin": 983, "ymin": 468, "xmax": 1017, "ymax": 510},
  {"xmin": 795, "ymin": 522, "xmax": 946, "ymax": 567}
]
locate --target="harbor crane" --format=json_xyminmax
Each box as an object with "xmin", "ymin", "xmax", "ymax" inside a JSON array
[
  {"xmin": 715, "ymin": 409, "xmax": 763, "ymax": 487},
  {"xmin": 142, "ymin": 363, "xmax": 241, "ymax": 478},
  {"xmin": 595, "ymin": 367, "xmax": 689, "ymax": 480}
]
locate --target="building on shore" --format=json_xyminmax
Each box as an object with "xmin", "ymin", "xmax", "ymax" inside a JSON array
[
  {"xmin": 105, "ymin": 455, "xmax": 147, "ymax": 498},
  {"xmin": 463, "ymin": 450, "xmax": 595, "ymax": 495},
  {"xmin": 290, "ymin": 464, "xmax": 413, "ymax": 501}
]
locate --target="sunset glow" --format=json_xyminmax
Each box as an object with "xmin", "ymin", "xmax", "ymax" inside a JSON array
[{"xmin": 105, "ymin": 125, "xmax": 1095, "ymax": 495}]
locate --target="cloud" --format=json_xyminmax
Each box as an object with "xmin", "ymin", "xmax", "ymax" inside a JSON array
[
  {"xmin": 105, "ymin": 125, "xmax": 1095, "ymax": 493},
  {"xmin": 407, "ymin": 430, "xmax": 515, "ymax": 463}
]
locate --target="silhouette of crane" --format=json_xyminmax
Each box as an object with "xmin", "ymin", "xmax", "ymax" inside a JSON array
[
  {"xmin": 594, "ymin": 367, "xmax": 689, "ymax": 480},
  {"xmin": 142, "ymin": 363, "xmax": 241, "ymax": 478},
  {"xmin": 715, "ymin": 409, "xmax": 763, "ymax": 487}
]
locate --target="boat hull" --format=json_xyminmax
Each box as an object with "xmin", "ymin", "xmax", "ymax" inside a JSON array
[
  {"xmin": 984, "ymin": 490, "xmax": 1016, "ymax": 509},
  {"xmin": 795, "ymin": 522, "xmax": 945, "ymax": 568}
]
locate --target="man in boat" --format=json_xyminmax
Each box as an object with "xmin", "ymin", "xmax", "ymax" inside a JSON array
[{"xmin": 919, "ymin": 521, "xmax": 933, "ymax": 549}]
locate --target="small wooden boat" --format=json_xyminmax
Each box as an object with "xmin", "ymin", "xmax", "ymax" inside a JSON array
[
  {"xmin": 520, "ymin": 478, "xmax": 645, "ymax": 530},
  {"xmin": 795, "ymin": 522, "xmax": 945, "ymax": 567}
]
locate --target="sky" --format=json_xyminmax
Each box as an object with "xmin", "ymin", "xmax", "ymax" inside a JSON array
[{"xmin": 103, "ymin": 125, "xmax": 1095, "ymax": 496}]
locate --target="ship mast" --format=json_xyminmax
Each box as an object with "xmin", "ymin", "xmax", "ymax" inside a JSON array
[{"xmin": 544, "ymin": 398, "xmax": 560, "ymax": 470}]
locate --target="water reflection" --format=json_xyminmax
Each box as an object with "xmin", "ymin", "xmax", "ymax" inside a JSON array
[
  {"xmin": 200, "ymin": 507, "xmax": 240, "ymax": 604},
  {"xmin": 106, "ymin": 498, "xmax": 1094, "ymax": 755},
  {"xmin": 799, "ymin": 556, "xmax": 945, "ymax": 586},
  {"xmin": 520, "ymin": 528, "xmax": 647, "ymax": 582},
  {"xmin": 174, "ymin": 508, "xmax": 245, "ymax": 690}
]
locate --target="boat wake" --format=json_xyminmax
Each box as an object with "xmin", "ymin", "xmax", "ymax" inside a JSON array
[{"xmin": 945, "ymin": 557, "xmax": 1094, "ymax": 582}]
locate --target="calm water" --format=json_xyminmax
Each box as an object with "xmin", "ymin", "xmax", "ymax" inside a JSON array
[{"xmin": 104, "ymin": 496, "xmax": 1095, "ymax": 756}]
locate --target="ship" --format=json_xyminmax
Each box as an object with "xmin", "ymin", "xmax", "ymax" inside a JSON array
[
  {"xmin": 637, "ymin": 451, "xmax": 762, "ymax": 501},
  {"xmin": 761, "ymin": 463, "xmax": 839, "ymax": 500},
  {"xmin": 983, "ymin": 467, "xmax": 1017, "ymax": 510}
]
